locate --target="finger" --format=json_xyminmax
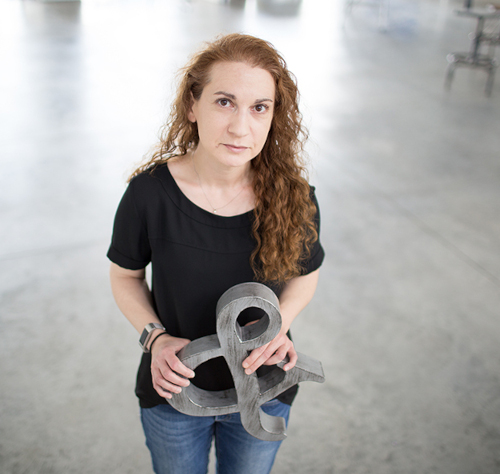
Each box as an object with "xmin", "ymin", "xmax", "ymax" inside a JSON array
[
  {"xmin": 282, "ymin": 347, "xmax": 298, "ymax": 371},
  {"xmin": 155, "ymin": 388, "xmax": 173, "ymax": 399},
  {"xmin": 244, "ymin": 342, "xmax": 284, "ymax": 374},
  {"xmin": 167, "ymin": 356, "xmax": 195, "ymax": 380},
  {"xmin": 263, "ymin": 345, "xmax": 289, "ymax": 366},
  {"xmin": 157, "ymin": 365, "xmax": 191, "ymax": 387},
  {"xmin": 242, "ymin": 344, "xmax": 270, "ymax": 373},
  {"xmin": 153, "ymin": 376, "xmax": 185, "ymax": 395},
  {"xmin": 244, "ymin": 320, "xmax": 259, "ymax": 327},
  {"xmin": 152, "ymin": 355, "xmax": 192, "ymax": 385},
  {"xmin": 152, "ymin": 362, "xmax": 191, "ymax": 396},
  {"xmin": 152, "ymin": 336, "xmax": 195, "ymax": 379},
  {"xmin": 152, "ymin": 380, "xmax": 174, "ymax": 399},
  {"xmin": 155, "ymin": 347, "xmax": 195, "ymax": 380}
]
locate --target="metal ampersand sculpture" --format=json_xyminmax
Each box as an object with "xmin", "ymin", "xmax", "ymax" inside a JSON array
[{"xmin": 168, "ymin": 282, "xmax": 325, "ymax": 441}]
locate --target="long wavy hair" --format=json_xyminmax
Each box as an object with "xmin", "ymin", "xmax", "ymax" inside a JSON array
[{"xmin": 130, "ymin": 33, "xmax": 318, "ymax": 283}]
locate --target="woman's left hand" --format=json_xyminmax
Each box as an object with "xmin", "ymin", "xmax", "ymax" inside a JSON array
[
  {"xmin": 241, "ymin": 329, "xmax": 298, "ymax": 375},
  {"xmin": 241, "ymin": 270, "xmax": 320, "ymax": 376}
]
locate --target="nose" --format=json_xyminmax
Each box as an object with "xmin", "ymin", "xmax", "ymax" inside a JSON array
[{"xmin": 228, "ymin": 110, "xmax": 250, "ymax": 137}]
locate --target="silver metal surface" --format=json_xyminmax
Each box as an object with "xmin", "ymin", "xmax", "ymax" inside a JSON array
[{"xmin": 169, "ymin": 282, "xmax": 325, "ymax": 441}]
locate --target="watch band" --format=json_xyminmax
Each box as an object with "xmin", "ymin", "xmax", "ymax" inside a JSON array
[
  {"xmin": 139, "ymin": 323, "xmax": 166, "ymax": 353},
  {"xmin": 149, "ymin": 331, "xmax": 168, "ymax": 351}
]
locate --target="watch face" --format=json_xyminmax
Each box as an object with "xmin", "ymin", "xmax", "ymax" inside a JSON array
[
  {"xmin": 139, "ymin": 323, "xmax": 164, "ymax": 349},
  {"xmin": 139, "ymin": 324, "xmax": 153, "ymax": 347}
]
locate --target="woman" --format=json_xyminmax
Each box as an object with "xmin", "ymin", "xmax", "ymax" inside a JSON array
[{"xmin": 108, "ymin": 33, "xmax": 324, "ymax": 474}]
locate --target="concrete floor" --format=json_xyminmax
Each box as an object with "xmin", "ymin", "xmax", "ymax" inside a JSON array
[{"xmin": 1, "ymin": 0, "xmax": 500, "ymax": 472}]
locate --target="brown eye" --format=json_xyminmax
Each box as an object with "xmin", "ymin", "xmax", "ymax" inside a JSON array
[{"xmin": 217, "ymin": 98, "xmax": 232, "ymax": 107}]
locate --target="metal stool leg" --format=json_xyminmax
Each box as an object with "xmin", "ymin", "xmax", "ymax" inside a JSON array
[
  {"xmin": 445, "ymin": 54, "xmax": 458, "ymax": 90},
  {"xmin": 485, "ymin": 64, "xmax": 496, "ymax": 96},
  {"xmin": 445, "ymin": 65, "xmax": 456, "ymax": 90}
]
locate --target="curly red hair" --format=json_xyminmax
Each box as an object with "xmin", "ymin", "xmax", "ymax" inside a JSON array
[{"xmin": 130, "ymin": 33, "xmax": 318, "ymax": 282}]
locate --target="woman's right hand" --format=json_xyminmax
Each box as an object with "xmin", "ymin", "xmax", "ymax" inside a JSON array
[{"xmin": 150, "ymin": 334, "xmax": 195, "ymax": 399}]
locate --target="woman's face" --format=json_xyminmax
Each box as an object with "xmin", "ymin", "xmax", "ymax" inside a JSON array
[{"xmin": 188, "ymin": 61, "xmax": 275, "ymax": 170}]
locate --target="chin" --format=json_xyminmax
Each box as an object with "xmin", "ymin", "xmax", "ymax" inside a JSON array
[{"xmin": 218, "ymin": 151, "xmax": 256, "ymax": 168}]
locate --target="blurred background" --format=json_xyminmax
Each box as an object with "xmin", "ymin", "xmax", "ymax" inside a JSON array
[{"xmin": 1, "ymin": 0, "xmax": 499, "ymax": 473}]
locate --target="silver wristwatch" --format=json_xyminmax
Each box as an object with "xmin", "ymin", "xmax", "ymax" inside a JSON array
[{"xmin": 139, "ymin": 323, "xmax": 166, "ymax": 353}]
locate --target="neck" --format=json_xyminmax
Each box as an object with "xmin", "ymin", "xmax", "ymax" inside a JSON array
[
  {"xmin": 190, "ymin": 150, "xmax": 252, "ymax": 189},
  {"xmin": 190, "ymin": 150, "xmax": 254, "ymax": 215}
]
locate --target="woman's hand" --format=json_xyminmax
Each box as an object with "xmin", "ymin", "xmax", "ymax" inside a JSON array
[
  {"xmin": 240, "ymin": 269, "xmax": 320, "ymax": 376},
  {"xmin": 150, "ymin": 334, "xmax": 195, "ymax": 399},
  {"xmin": 241, "ymin": 329, "xmax": 298, "ymax": 375}
]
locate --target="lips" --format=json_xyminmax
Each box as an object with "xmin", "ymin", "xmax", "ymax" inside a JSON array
[{"xmin": 223, "ymin": 144, "xmax": 248, "ymax": 152}]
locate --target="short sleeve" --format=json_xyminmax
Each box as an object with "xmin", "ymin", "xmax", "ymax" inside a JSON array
[
  {"xmin": 107, "ymin": 180, "xmax": 151, "ymax": 270},
  {"xmin": 301, "ymin": 187, "xmax": 325, "ymax": 275}
]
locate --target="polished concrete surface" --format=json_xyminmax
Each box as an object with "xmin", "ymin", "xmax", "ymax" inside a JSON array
[{"xmin": 1, "ymin": 0, "xmax": 500, "ymax": 473}]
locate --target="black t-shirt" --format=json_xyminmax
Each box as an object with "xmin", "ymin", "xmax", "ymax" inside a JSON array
[{"xmin": 107, "ymin": 163, "xmax": 325, "ymax": 408}]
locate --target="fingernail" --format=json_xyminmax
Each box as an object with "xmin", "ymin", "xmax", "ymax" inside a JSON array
[
  {"xmin": 242, "ymin": 362, "xmax": 249, "ymax": 368},
  {"xmin": 245, "ymin": 368, "xmax": 252, "ymax": 375}
]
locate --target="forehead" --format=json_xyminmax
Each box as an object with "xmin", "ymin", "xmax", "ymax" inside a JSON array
[{"xmin": 204, "ymin": 61, "xmax": 275, "ymax": 99}]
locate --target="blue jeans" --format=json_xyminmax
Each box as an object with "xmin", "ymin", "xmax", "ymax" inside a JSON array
[{"xmin": 140, "ymin": 399, "xmax": 291, "ymax": 474}]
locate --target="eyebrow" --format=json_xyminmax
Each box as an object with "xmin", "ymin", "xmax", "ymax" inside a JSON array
[{"xmin": 214, "ymin": 91, "xmax": 274, "ymax": 103}]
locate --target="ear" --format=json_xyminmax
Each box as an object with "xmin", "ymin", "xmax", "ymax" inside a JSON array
[{"xmin": 187, "ymin": 93, "xmax": 197, "ymax": 123}]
